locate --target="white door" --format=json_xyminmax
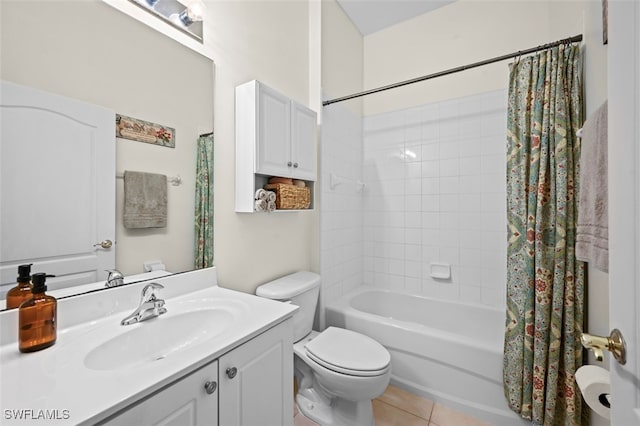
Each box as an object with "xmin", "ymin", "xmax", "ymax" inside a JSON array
[
  {"xmin": 103, "ymin": 361, "xmax": 218, "ymax": 425},
  {"xmin": 219, "ymin": 320, "xmax": 294, "ymax": 426},
  {"xmin": 256, "ymin": 82, "xmax": 292, "ymax": 177},
  {"xmin": 291, "ymin": 102, "xmax": 317, "ymax": 181},
  {"xmin": 608, "ymin": 1, "xmax": 640, "ymax": 424},
  {"xmin": 0, "ymin": 81, "xmax": 115, "ymax": 296}
]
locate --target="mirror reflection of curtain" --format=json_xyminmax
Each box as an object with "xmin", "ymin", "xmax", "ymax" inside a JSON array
[
  {"xmin": 194, "ymin": 133, "xmax": 214, "ymax": 269},
  {"xmin": 503, "ymin": 44, "xmax": 586, "ymax": 425}
]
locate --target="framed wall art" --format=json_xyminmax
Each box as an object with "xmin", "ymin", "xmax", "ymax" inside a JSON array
[{"xmin": 116, "ymin": 114, "xmax": 175, "ymax": 148}]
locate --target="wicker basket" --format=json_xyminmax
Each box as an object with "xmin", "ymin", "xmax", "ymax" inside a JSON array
[{"xmin": 264, "ymin": 183, "xmax": 311, "ymax": 210}]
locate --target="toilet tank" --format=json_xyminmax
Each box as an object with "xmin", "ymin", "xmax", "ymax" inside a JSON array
[{"xmin": 256, "ymin": 271, "xmax": 320, "ymax": 342}]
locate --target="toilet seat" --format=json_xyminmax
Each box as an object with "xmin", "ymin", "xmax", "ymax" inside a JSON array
[{"xmin": 304, "ymin": 327, "xmax": 390, "ymax": 377}]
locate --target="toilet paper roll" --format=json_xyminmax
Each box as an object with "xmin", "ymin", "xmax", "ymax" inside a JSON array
[{"xmin": 575, "ymin": 365, "xmax": 611, "ymax": 419}]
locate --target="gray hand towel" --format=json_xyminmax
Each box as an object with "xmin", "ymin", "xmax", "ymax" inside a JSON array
[
  {"xmin": 123, "ymin": 171, "xmax": 167, "ymax": 229},
  {"xmin": 576, "ymin": 101, "xmax": 608, "ymax": 272}
]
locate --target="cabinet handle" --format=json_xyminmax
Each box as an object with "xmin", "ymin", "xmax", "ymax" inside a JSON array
[
  {"xmin": 287, "ymin": 161, "xmax": 292, "ymax": 167},
  {"xmin": 226, "ymin": 367, "xmax": 238, "ymax": 379},
  {"xmin": 204, "ymin": 381, "xmax": 217, "ymax": 395},
  {"xmin": 293, "ymin": 162, "xmax": 299, "ymax": 168}
]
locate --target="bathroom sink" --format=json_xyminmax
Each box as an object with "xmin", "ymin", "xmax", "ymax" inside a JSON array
[{"xmin": 84, "ymin": 309, "xmax": 234, "ymax": 371}]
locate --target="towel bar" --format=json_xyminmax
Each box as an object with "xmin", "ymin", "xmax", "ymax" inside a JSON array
[{"xmin": 116, "ymin": 173, "xmax": 182, "ymax": 186}]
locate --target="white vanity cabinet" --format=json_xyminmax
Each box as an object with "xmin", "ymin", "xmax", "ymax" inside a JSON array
[
  {"xmin": 102, "ymin": 361, "xmax": 219, "ymax": 426},
  {"xmin": 219, "ymin": 318, "xmax": 294, "ymax": 426},
  {"xmin": 101, "ymin": 319, "xmax": 293, "ymax": 426},
  {"xmin": 235, "ymin": 80, "xmax": 317, "ymax": 212}
]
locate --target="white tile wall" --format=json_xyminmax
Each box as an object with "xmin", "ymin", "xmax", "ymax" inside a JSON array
[
  {"xmin": 320, "ymin": 89, "xmax": 508, "ymax": 315},
  {"xmin": 319, "ymin": 99, "xmax": 364, "ymax": 326},
  {"xmin": 361, "ymin": 89, "xmax": 508, "ymax": 308}
]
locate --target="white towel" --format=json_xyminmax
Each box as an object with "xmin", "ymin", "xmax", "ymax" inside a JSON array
[
  {"xmin": 255, "ymin": 199, "xmax": 267, "ymax": 212},
  {"xmin": 267, "ymin": 200, "xmax": 276, "ymax": 213},
  {"xmin": 123, "ymin": 171, "xmax": 167, "ymax": 229},
  {"xmin": 266, "ymin": 191, "xmax": 276, "ymax": 202},
  {"xmin": 255, "ymin": 189, "xmax": 268, "ymax": 201},
  {"xmin": 576, "ymin": 101, "xmax": 608, "ymax": 272}
]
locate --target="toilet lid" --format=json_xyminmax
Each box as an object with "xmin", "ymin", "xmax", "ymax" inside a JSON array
[{"xmin": 304, "ymin": 327, "xmax": 390, "ymax": 377}]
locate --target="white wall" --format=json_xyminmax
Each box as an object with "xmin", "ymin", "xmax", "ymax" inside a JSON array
[
  {"xmin": 363, "ymin": 1, "xmax": 605, "ymax": 115},
  {"xmin": 318, "ymin": 0, "xmax": 365, "ymax": 322},
  {"xmin": 321, "ymin": 0, "xmax": 364, "ymax": 117},
  {"xmin": 0, "ymin": 0, "xmax": 213, "ymax": 277},
  {"xmin": 204, "ymin": 0, "xmax": 319, "ymax": 293}
]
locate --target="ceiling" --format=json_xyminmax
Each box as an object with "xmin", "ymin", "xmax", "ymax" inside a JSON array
[{"xmin": 336, "ymin": 0, "xmax": 457, "ymax": 36}]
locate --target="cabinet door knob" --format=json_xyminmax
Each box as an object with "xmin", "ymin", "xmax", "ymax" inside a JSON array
[
  {"xmin": 293, "ymin": 162, "xmax": 299, "ymax": 168},
  {"xmin": 287, "ymin": 161, "xmax": 292, "ymax": 167},
  {"xmin": 204, "ymin": 381, "xmax": 217, "ymax": 395},
  {"xmin": 226, "ymin": 367, "xmax": 238, "ymax": 379}
]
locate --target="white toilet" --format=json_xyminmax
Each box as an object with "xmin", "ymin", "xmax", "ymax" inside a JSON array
[{"xmin": 256, "ymin": 271, "xmax": 391, "ymax": 426}]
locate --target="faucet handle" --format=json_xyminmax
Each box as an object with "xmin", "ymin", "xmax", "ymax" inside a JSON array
[
  {"xmin": 141, "ymin": 282, "xmax": 164, "ymax": 302},
  {"xmin": 105, "ymin": 269, "xmax": 124, "ymax": 288}
]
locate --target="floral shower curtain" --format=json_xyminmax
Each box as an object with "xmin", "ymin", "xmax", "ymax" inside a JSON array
[
  {"xmin": 194, "ymin": 133, "xmax": 214, "ymax": 269},
  {"xmin": 503, "ymin": 44, "xmax": 586, "ymax": 425}
]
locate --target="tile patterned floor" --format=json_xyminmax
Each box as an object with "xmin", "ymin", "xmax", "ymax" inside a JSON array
[{"xmin": 293, "ymin": 385, "xmax": 491, "ymax": 426}]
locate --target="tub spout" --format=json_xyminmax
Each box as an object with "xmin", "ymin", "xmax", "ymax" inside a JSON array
[
  {"xmin": 580, "ymin": 333, "xmax": 607, "ymax": 361},
  {"xmin": 580, "ymin": 329, "xmax": 626, "ymax": 364}
]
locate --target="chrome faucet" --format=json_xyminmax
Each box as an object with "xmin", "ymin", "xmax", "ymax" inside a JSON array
[
  {"xmin": 105, "ymin": 269, "xmax": 125, "ymax": 288},
  {"xmin": 120, "ymin": 283, "xmax": 167, "ymax": 326}
]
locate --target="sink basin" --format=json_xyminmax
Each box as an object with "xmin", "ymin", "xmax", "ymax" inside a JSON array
[{"xmin": 84, "ymin": 309, "xmax": 233, "ymax": 371}]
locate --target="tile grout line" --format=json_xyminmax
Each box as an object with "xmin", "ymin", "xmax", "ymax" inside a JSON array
[{"xmin": 374, "ymin": 398, "xmax": 433, "ymax": 423}]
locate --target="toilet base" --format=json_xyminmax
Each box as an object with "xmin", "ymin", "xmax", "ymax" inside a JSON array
[{"xmin": 296, "ymin": 390, "xmax": 374, "ymax": 426}]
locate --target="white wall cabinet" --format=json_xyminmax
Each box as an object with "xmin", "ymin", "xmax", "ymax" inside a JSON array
[
  {"xmin": 102, "ymin": 319, "xmax": 293, "ymax": 426},
  {"xmin": 235, "ymin": 80, "xmax": 317, "ymax": 212},
  {"xmin": 103, "ymin": 361, "xmax": 219, "ymax": 426}
]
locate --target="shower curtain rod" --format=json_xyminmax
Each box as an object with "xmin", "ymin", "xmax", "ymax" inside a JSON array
[{"xmin": 322, "ymin": 34, "xmax": 583, "ymax": 107}]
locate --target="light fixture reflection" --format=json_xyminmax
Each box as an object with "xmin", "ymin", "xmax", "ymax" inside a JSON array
[
  {"xmin": 130, "ymin": 0, "xmax": 204, "ymax": 42},
  {"xmin": 171, "ymin": 0, "xmax": 205, "ymax": 27}
]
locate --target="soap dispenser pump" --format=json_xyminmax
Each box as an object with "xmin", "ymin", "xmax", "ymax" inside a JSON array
[
  {"xmin": 19, "ymin": 273, "xmax": 57, "ymax": 353},
  {"xmin": 6, "ymin": 263, "xmax": 33, "ymax": 309}
]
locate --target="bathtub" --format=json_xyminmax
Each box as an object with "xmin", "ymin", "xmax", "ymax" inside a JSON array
[{"xmin": 325, "ymin": 286, "xmax": 528, "ymax": 425}]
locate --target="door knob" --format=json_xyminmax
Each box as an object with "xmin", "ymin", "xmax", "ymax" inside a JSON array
[
  {"xmin": 581, "ymin": 328, "xmax": 626, "ymax": 365},
  {"xmin": 204, "ymin": 381, "xmax": 217, "ymax": 395},
  {"xmin": 94, "ymin": 239, "xmax": 113, "ymax": 249},
  {"xmin": 293, "ymin": 162, "xmax": 299, "ymax": 168},
  {"xmin": 226, "ymin": 367, "xmax": 238, "ymax": 379}
]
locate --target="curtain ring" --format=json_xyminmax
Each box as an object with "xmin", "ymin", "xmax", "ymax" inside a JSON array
[{"xmin": 515, "ymin": 50, "xmax": 522, "ymax": 64}]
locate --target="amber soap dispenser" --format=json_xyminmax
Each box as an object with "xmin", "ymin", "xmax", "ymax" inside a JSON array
[
  {"xmin": 6, "ymin": 263, "xmax": 33, "ymax": 309},
  {"xmin": 19, "ymin": 273, "xmax": 57, "ymax": 353}
]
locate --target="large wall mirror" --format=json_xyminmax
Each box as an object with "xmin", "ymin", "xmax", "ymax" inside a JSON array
[{"xmin": 0, "ymin": 0, "xmax": 214, "ymax": 308}]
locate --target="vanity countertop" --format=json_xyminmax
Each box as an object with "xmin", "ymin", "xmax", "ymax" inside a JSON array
[{"xmin": 0, "ymin": 268, "xmax": 297, "ymax": 425}]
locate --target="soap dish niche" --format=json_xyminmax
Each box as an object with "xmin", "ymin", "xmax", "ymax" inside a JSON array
[{"xmin": 430, "ymin": 263, "xmax": 451, "ymax": 280}]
